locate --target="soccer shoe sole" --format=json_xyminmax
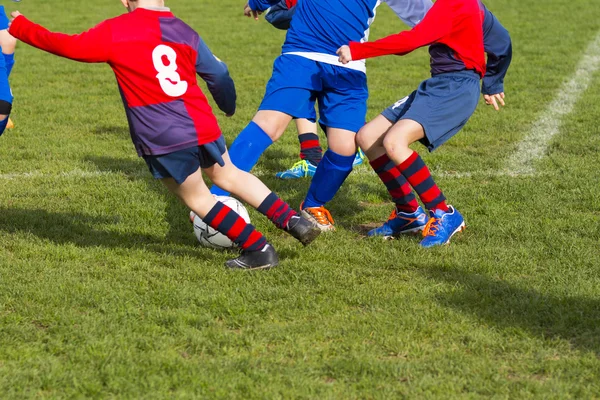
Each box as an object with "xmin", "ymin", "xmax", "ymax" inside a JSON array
[
  {"xmin": 300, "ymin": 210, "xmax": 336, "ymax": 232},
  {"xmin": 369, "ymin": 225, "xmax": 425, "ymax": 240},
  {"xmin": 225, "ymin": 260, "xmax": 278, "ymax": 271},
  {"xmin": 275, "ymin": 173, "xmax": 311, "ymax": 180}
]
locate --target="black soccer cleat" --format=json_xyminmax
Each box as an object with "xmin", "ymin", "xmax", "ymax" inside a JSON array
[
  {"xmin": 225, "ymin": 244, "xmax": 279, "ymax": 271},
  {"xmin": 285, "ymin": 215, "xmax": 322, "ymax": 246}
]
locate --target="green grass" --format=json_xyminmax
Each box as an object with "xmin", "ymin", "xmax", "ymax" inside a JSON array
[{"xmin": 0, "ymin": 0, "xmax": 599, "ymax": 398}]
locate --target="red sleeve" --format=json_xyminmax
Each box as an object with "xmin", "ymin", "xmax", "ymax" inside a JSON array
[
  {"xmin": 9, "ymin": 15, "xmax": 111, "ymax": 63},
  {"xmin": 285, "ymin": 0, "xmax": 297, "ymax": 7},
  {"xmin": 349, "ymin": 0, "xmax": 453, "ymax": 61}
]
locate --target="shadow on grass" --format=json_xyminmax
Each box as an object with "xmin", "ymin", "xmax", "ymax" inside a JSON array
[
  {"xmin": 0, "ymin": 207, "xmax": 223, "ymax": 262},
  {"xmin": 85, "ymin": 155, "xmax": 192, "ymax": 245},
  {"xmin": 420, "ymin": 265, "xmax": 600, "ymax": 355},
  {"xmin": 86, "ymin": 153, "xmax": 366, "ymax": 229}
]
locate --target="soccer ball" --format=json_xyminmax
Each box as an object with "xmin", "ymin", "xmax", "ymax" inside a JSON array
[{"xmin": 190, "ymin": 196, "xmax": 251, "ymax": 249}]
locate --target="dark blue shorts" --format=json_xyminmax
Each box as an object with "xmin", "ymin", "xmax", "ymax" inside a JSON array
[
  {"xmin": 143, "ymin": 136, "xmax": 227, "ymax": 184},
  {"xmin": 381, "ymin": 71, "xmax": 480, "ymax": 151},
  {"xmin": 259, "ymin": 54, "xmax": 368, "ymax": 133}
]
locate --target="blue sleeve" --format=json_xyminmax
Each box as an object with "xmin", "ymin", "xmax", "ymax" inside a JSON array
[
  {"xmin": 481, "ymin": 8, "xmax": 512, "ymax": 95},
  {"xmin": 265, "ymin": 1, "xmax": 296, "ymax": 30},
  {"xmin": 195, "ymin": 37, "xmax": 236, "ymax": 116},
  {"xmin": 248, "ymin": 0, "xmax": 281, "ymax": 12}
]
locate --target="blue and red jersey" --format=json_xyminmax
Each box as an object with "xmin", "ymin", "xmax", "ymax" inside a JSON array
[
  {"xmin": 349, "ymin": 0, "xmax": 512, "ymax": 94},
  {"xmin": 9, "ymin": 7, "xmax": 236, "ymax": 156}
]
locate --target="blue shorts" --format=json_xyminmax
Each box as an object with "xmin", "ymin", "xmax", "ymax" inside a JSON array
[
  {"xmin": 259, "ymin": 54, "xmax": 368, "ymax": 133},
  {"xmin": 0, "ymin": 6, "xmax": 8, "ymax": 31},
  {"xmin": 381, "ymin": 71, "xmax": 481, "ymax": 151},
  {"xmin": 143, "ymin": 136, "xmax": 227, "ymax": 184}
]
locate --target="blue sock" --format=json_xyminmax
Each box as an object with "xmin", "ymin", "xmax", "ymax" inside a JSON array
[
  {"xmin": 211, "ymin": 121, "xmax": 273, "ymax": 196},
  {"xmin": 3, "ymin": 53, "xmax": 14, "ymax": 77},
  {"xmin": 0, "ymin": 117, "xmax": 9, "ymax": 137},
  {"xmin": 303, "ymin": 149, "xmax": 355, "ymax": 208}
]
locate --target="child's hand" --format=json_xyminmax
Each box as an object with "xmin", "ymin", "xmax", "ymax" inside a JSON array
[
  {"xmin": 243, "ymin": 3, "xmax": 262, "ymax": 20},
  {"xmin": 336, "ymin": 45, "xmax": 352, "ymax": 64},
  {"xmin": 9, "ymin": 11, "xmax": 22, "ymax": 27},
  {"xmin": 484, "ymin": 93, "xmax": 505, "ymax": 111},
  {"xmin": 10, "ymin": 11, "xmax": 22, "ymax": 21}
]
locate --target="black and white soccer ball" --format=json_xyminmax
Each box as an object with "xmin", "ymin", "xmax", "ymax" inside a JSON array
[{"xmin": 190, "ymin": 196, "xmax": 251, "ymax": 249}]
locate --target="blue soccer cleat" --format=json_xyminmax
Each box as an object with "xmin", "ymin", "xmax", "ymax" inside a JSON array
[
  {"xmin": 353, "ymin": 148, "xmax": 366, "ymax": 167},
  {"xmin": 368, "ymin": 206, "xmax": 428, "ymax": 239},
  {"xmin": 420, "ymin": 206, "xmax": 466, "ymax": 248},
  {"xmin": 276, "ymin": 160, "xmax": 317, "ymax": 179}
]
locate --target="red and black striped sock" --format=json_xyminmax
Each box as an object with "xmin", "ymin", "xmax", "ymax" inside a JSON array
[
  {"xmin": 397, "ymin": 151, "xmax": 449, "ymax": 212},
  {"xmin": 298, "ymin": 133, "xmax": 322, "ymax": 165},
  {"xmin": 370, "ymin": 154, "xmax": 419, "ymax": 213},
  {"xmin": 258, "ymin": 192, "xmax": 298, "ymax": 229},
  {"xmin": 203, "ymin": 202, "xmax": 267, "ymax": 251}
]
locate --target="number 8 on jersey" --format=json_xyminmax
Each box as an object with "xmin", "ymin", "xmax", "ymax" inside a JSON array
[{"xmin": 153, "ymin": 44, "xmax": 188, "ymax": 97}]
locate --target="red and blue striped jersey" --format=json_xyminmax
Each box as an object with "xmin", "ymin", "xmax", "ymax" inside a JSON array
[{"xmin": 10, "ymin": 7, "xmax": 236, "ymax": 156}]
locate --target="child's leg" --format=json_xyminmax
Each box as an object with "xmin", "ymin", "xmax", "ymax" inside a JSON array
[
  {"xmin": 296, "ymin": 118, "xmax": 322, "ymax": 165},
  {"xmin": 161, "ymin": 169, "xmax": 268, "ymax": 253},
  {"xmin": 210, "ymin": 110, "xmax": 292, "ymax": 196},
  {"xmin": 357, "ymin": 115, "xmax": 419, "ymax": 213},
  {"xmin": 205, "ymin": 150, "xmax": 321, "ymax": 246},
  {"xmin": 382, "ymin": 119, "xmax": 449, "ymax": 213}
]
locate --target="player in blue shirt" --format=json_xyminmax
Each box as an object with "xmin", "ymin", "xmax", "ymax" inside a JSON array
[
  {"xmin": 213, "ymin": 0, "xmax": 432, "ymax": 231},
  {"xmin": 0, "ymin": 6, "xmax": 15, "ymax": 137},
  {"xmin": 250, "ymin": 0, "xmax": 366, "ymax": 180}
]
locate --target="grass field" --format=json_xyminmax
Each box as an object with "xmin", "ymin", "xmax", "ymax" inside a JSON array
[{"xmin": 0, "ymin": 0, "xmax": 599, "ymax": 398}]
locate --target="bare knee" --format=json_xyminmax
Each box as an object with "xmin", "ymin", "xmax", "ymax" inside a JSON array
[
  {"xmin": 383, "ymin": 134, "xmax": 409, "ymax": 159},
  {"xmin": 209, "ymin": 166, "xmax": 241, "ymax": 192},
  {"xmin": 356, "ymin": 126, "xmax": 376, "ymax": 151},
  {"xmin": 252, "ymin": 111, "xmax": 293, "ymax": 141}
]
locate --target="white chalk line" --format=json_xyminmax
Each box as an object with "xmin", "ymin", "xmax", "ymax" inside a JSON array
[
  {"xmin": 505, "ymin": 30, "xmax": 600, "ymax": 174},
  {"xmin": 0, "ymin": 167, "xmax": 538, "ymax": 181}
]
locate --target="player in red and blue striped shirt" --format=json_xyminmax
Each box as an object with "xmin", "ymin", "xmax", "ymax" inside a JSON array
[
  {"xmin": 337, "ymin": 0, "xmax": 512, "ymax": 247},
  {"xmin": 8, "ymin": 0, "xmax": 321, "ymax": 269}
]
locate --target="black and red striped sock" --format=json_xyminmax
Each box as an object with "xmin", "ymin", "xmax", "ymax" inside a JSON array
[
  {"xmin": 397, "ymin": 151, "xmax": 449, "ymax": 212},
  {"xmin": 258, "ymin": 192, "xmax": 298, "ymax": 229},
  {"xmin": 203, "ymin": 202, "xmax": 267, "ymax": 251},
  {"xmin": 370, "ymin": 154, "xmax": 419, "ymax": 213},
  {"xmin": 298, "ymin": 133, "xmax": 322, "ymax": 165}
]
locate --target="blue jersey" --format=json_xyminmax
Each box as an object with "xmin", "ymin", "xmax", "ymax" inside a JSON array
[{"xmin": 250, "ymin": 0, "xmax": 432, "ymax": 72}]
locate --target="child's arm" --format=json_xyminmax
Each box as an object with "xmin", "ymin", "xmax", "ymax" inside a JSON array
[
  {"xmin": 481, "ymin": 8, "xmax": 512, "ymax": 107},
  {"xmin": 265, "ymin": 0, "xmax": 296, "ymax": 30},
  {"xmin": 195, "ymin": 38, "xmax": 236, "ymax": 116},
  {"xmin": 9, "ymin": 14, "xmax": 110, "ymax": 63},
  {"xmin": 344, "ymin": 0, "xmax": 451, "ymax": 62}
]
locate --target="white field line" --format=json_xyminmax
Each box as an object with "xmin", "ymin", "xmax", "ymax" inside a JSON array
[
  {"xmin": 0, "ymin": 167, "xmax": 538, "ymax": 181},
  {"xmin": 505, "ymin": 31, "xmax": 600, "ymax": 174}
]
